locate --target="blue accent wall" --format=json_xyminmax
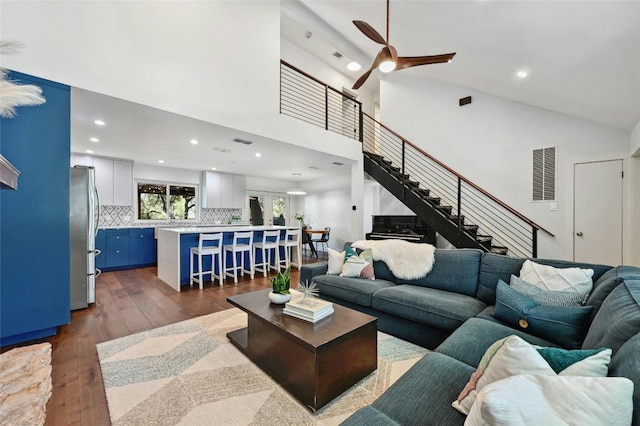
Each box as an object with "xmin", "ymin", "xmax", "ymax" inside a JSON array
[{"xmin": 0, "ymin": 71, "xmax": 71, "ymax": 346}]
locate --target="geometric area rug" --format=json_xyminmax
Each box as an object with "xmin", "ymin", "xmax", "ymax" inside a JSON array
[{"xmin": 97, "ymin": 308, "xmax": 430, "ymax": 425}]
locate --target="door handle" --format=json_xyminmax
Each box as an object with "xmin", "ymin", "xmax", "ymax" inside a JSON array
[{"xmin": 576, "ymin": 232, "xmax": 584, "ymax": 237}]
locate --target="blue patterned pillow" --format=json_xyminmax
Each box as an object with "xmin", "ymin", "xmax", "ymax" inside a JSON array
[
  {"xmin": 510, "ymin": 275, "xmax": 585, "ymax": 306},
  {"xmin": 494, "ymin": 280, "xmax": 593, "ymax": 349}
]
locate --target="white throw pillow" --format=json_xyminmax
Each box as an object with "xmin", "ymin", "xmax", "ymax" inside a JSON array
[
  {"xmin": 327, "ymin": 248, "xmax": 345, "ymax": 275},
  {"xmin": 464, "ymin": 375, "xmax": 634, "ymax": 426},
  {"xmin": 519, "ymin": 260, "xmax": 594, "ymax": 299},
  {"xmin": 452, "ymin": 335, "xmax": 611, "ymax": 415}
]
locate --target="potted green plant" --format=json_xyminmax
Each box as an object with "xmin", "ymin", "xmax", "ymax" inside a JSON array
[{"xmin": 269, "ymin": 265, "xmax": 292, "ymax": 304}]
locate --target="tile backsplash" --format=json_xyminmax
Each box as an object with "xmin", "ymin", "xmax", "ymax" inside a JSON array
[{"xmin": 99, "ymin": 205, "xmax": 242, "ymax": 228}]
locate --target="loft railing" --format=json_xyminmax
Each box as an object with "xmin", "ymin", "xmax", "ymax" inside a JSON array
[
  {"xmin": 280, "ymin": 60, "xmax": 554, "ymax": 258},
  {"xmin": 280, "ymin": 60, "xmax": 362, "ymax": 141}
]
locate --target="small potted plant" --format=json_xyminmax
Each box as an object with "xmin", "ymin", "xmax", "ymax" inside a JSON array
[{"xmin": 269, "ymin": 265, "xmax": 292, "ymax": 304}]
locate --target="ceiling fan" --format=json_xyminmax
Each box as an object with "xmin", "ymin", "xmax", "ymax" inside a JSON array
[{"xmin": 351, "ymin": 0, "xmax": 456, "ymax": 90}]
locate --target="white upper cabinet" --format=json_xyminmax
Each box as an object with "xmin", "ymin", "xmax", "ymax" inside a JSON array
[
  {"xmin": 202, "ymin": 171, "xmax": 246, "ymax": 208},
  {"xmin": 113, "ymin": 160, "xmax": 133, "ymax": 206},
  {"xmin": 71, "ymin": 154, "xmax": 133, "ymax": 206}
]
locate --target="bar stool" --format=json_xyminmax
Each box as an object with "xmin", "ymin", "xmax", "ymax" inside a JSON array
[
  {"xmin": 254, "ymin": 230, "xmax": 280, "ymax": 277},
  {"xmin": 190, "ymin": 233, "xmax": 223, "ymax": 289},
  {"xmin": 224, "ymin": 231, "xmax": 254, "ymax": 284},
  {"xmin": 278, "ymin": 228, "xmax": 302, "ymax": 270}
]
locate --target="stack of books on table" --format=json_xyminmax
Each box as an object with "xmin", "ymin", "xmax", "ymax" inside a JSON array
[{"xmin": 283, "ymin": 291, "xmax": 334, "ymax": 323}]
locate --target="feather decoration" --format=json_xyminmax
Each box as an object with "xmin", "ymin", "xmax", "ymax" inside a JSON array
[{"xmin": 0, "ymin": 40, "xmax": 46, "ymax": 118}]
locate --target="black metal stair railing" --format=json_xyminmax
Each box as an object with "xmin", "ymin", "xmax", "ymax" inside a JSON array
[
  {"xmin": 279, "ymin": 59, "xmax": 554, "ymax": 258},
  {"xmin": 361, "ymin": 112, "xmax": 554, "ymax": 258},
  {"xmin": 280, "ymin": 60, "xmax": 362, "ymax": 141}
]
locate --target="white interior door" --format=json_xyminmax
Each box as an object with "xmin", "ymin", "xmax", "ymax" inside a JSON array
[{"xmin": 574, "ymin": 159, "xmax": 623, "ymax": 265}]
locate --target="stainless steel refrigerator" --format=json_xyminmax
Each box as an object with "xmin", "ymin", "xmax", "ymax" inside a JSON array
[{"xmin": 70, "ymin": 165, "xmax": 100, "ymax": 310}]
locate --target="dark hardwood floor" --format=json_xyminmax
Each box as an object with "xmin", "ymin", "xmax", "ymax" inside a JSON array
[{"xmin": 4, "ymin": 251, "xmax": 326, "ymax": 426}]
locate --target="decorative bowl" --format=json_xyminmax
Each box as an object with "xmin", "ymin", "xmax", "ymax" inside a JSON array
[{"xmin": 213, "ymin": 220, "xmax": 222, "ymax": 225}]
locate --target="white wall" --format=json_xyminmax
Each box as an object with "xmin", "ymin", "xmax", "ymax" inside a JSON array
[
  {"xmin": 134, "ymin": 163, "xmax": 201, "ymax": 185},
  {"xmin": 0, "ymin": 1, "xmax": 363, "ymax": 164},
  {"xmin": 299, "ymin": 175, "xmax": 352, "ymax": 250},
  {"xmin": 630, "ymin": 121, "xmax": 640, "ymax": 265},
  {"xmin": 379, "ymin": 74, "xmax": 633, "ymax": 262}
]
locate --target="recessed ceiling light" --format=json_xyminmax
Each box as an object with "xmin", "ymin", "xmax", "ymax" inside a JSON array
[
  {"xmin": 90, "ymin": 137, "xmax": 99, "ymax": 142},
  {"xmin": 255, "ymin": 152, "xmax": 261, "ymax": 158},
  {"xmin": 211, "ymin": 167, "xmax": 217, "ymax": 170},
  {"xmin": 347, "ymin": 61, "xmax": 361, "ymax": 72},
  {"xmin": 516, "ymin": 70, "xmax": 528, "ymax": 78},
  {"xmin": 190, "ymin": 139, "xmax": 198, "ymax": 145},
  {"xmin": 86, "ymin": 149, "xmax": 94, "ymax": 154},
  {"xmin": 158, "ymin": 160, "xmax": 165, "ymax": 164},
  {"xmin": 94, "ymin": 119, "xmax": 105, "ymax": 126}
]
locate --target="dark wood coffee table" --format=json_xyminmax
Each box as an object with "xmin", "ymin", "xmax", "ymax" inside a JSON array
[{"xmin": 226, "ymin": 289, "xmax": 377, "ymax": 411}]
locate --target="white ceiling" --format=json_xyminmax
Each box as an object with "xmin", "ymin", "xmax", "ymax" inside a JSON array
[
  {"xmin": 70, "ymin": 1, "xmax": 639, "ymax": 182},
  {"xmin": 296, "ymin": 0, "xmax": 640, "ymax": 131},
  {"xmin": 70, "ymin": 88, "xmax": 353, "ymax": 181}
]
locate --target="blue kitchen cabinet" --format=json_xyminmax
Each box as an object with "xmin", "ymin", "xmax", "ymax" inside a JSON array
[
  {"xmin": 96, "ymin": 229, "xmax": 106, "ymax": 269},
  {"xmin": 105, "ymin": 229, "xmax": 130, "ymax": 268},
  {"xmin": 129, "ymin": 228, "xmax": 157, "ymax": 266}
]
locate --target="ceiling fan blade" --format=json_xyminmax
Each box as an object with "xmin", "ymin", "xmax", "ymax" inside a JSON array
[
  {"xmin": 352, "ymin": 68, "xmax": 374, "ymax": 90},
  {"xmin": 353, "ymin": 20, "xmax": 386, "ymax": 45},
  {"xmin": 395, "ymin": 53, "xmax": 457, "ymax": 70},
  {"xmin": 352, "ymin": 48, "xmax": 387, "ymax": 90}
]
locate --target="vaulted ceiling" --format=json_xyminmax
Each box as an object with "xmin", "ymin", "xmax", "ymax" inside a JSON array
[{"xmin": 287, "ymin": 0, "xmax": 640, "ymax": 131}]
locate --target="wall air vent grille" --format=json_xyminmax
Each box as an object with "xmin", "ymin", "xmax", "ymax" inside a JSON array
[
  {"xmin": 532, "ymin": 147, "xmax": 556, "ymax": 201},
  {"xmin": 332, "ymin": 162, "xmax": 345, "ymax": 166},
  {"xmin": 331, "ymin": 51, "xmax": 343, "ymax": 59}
]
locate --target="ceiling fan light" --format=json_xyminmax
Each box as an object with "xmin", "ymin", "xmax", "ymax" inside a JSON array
[{"xmin": 378, "ymin": 60, "xmax": 396, "ymax": 73}]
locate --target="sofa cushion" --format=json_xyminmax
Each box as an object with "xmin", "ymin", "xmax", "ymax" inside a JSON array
[
  {"xmin": 340, "ymin": 247, "xmax": 375, "ymax": 279},
  {"xmin": 372, "ymin": 285, "xmax": 487, "ymax": 332},
  {"xmin": 609, "ymin": 332, "xmax": 640, "ymax": 426},
  {"xmin": 370, "ymin": 352, "xmax": 473, "ymax": 426},
  {"xmin": 494, "ymin": 280, "xmax": 592, "ymax": 349},
  {"xmin": 510, "ymin": 274, "xmax": 586, "ymax": 306},
  {"xmin": 395, "ymin": 249, "xmax": 482, "ymax": 296},
  {"xmin": 465, "ymin": 374, "xmax": 633, "ymax": 426},
  {"xmin": 587, "ymin": 266, "xmax": 640, "ymax": 320},
  {"xmin": 311, "ymin": 274, "xmax": 395, "ymax": 307},
  {"xmin": 519, "ymin": 259, "xmax": 594, "ymax": 297},
  {"xmin": 436, "ymin": 317, "xmax": 558, "ymax": 368},
  {"xmin": 582, "ymin": 279, "xmax": 640, "ymax": 355},
  {"xmin": 340, "ymin": 406, "xmax": 401, "ymax": 426},
  {"xmin": 476, "ymin": 253, "xmax": 612, "ymax": 306},
  {"xmin": 374, "ymin": 260, "xmax": 395, "ymax": 282},
  {"xmin": 452, "ymin": 335, "xmax": 611, "ymax": 415}
]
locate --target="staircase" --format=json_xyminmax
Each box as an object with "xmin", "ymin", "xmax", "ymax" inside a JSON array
[
  {"xmin": 280, "ymin": 60, "xmax": 554, "ymax": 258},
  {"xmin": 364, "ymin": 151, "xmax": 508, "ymax": 254}
]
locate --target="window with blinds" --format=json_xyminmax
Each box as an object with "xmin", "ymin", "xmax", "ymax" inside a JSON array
[{"xmin": 532, "ymin": 147, "xmax": 556, "ymax": 201}]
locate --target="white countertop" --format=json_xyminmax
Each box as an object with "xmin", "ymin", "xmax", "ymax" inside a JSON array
[{"xmin": 156, "ymin": 225, "xmax": 298, "ymax": 235}]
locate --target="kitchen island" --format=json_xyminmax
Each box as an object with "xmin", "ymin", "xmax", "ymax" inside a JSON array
[{"xmin": 157, "ymin": 225, "xmax": 300, "ymax": 291}]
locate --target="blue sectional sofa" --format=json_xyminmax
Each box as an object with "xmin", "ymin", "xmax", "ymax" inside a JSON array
[{"xmin": 301, "ymin": 249, "xmax": 640, "ymax": 426}]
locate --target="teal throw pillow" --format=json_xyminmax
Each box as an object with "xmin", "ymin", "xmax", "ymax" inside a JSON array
[{"xmin": 494, "ymin": 280, "xmax": 593, "ymax": 349}]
